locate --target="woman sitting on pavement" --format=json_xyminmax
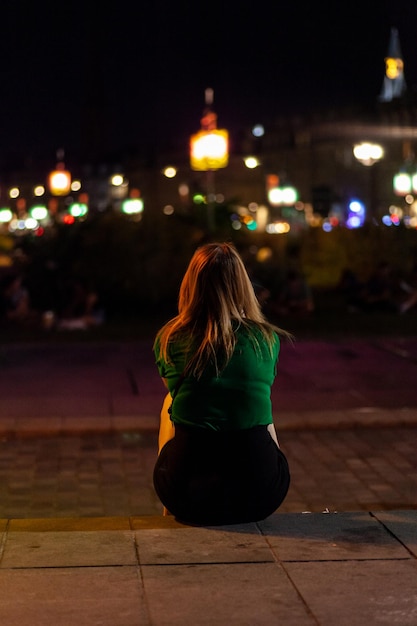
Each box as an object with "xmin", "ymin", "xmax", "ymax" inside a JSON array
[{"xmin": 153, "ymin": 242, "xmax": 291, "ymax": 525}]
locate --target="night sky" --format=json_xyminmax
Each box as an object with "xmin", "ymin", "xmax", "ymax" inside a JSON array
[{"xmin": 0, "ymin": 0, "xmax": 416, "ymax": 168}]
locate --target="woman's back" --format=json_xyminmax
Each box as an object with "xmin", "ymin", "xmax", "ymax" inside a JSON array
[{"xmin": 155, "ymin": 323, "xmax": 280, "ymax": 431}]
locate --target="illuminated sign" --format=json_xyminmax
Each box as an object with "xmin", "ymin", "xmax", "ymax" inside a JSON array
[{"xmin": 190, "ymin": 129, "xmax": 229, "ymax": 171}]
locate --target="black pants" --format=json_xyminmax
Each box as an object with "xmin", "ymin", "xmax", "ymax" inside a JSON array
[{"xmin": 153, "ymin": 425, "xmax": 290, "ymax": 525}]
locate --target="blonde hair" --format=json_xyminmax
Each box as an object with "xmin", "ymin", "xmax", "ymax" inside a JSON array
[{"xmin": 155, "ymin": 242, "xmax": 289, "ymax": 378}]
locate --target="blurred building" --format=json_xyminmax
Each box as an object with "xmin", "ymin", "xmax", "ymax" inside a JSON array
[{"xmin": 1, "ymin": 28, "xmax": 417, "ymax": 238}]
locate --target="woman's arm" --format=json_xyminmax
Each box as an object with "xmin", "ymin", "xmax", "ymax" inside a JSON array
[
  {"xmin": 158, "ymin": 386, "xmax": 175, "ymax": 453},
  {"xmin": 267, "ymin": 423, "xmax": 280, "ymax": 448}
]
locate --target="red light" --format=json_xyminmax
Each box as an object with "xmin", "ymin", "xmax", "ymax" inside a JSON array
[
  {"xmin": 267, "ymin": 174, "xmax": 279, "ymax": 189},
  {"xmin": 35, "ymin": 227, "xmax": 45, "ymax": 236},
  {"xmin": 63, "ymin": 214, "xmax": 75, "ymax": 224}
]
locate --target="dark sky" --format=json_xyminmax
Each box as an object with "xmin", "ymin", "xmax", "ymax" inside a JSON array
[{"xmin": 0, "ymin": 0, "xmax": 416, "ymax": 167}]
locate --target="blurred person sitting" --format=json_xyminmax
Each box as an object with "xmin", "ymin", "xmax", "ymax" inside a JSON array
[
  {"xmin": 338, "ymin": 268, "xmax": 367, "ymax": 313},
  {"xmin": 363, "ymin": 261, "xmax": 397, "ymax": 313},
  {"xmin": 57, "ymin": 278, "xmax": 104, "ymax": 330},
  {"xmin": 0, "ymin": 273, "xmax": 34, "ymax": 324}
]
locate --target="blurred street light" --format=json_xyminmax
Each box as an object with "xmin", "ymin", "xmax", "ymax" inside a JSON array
[
  {"xmin": 393, "ymin": 171, "xmax": 417, "ymax": 196},
  {"xmin": 244, "ymin": 156, "xmax": 260, "ymax": 169},
  {"xmin": 47, "ymin": 150, "xmax": 72, "ymax": 224},
  {"xmin": 121, "ymin": 197, "xmax": 144, "ymax": 216},
  {"xmin": 163, "ymin": 166, "xmax": 177, "ymax": 178},
  {"xmin": 190, "ymin": 88, "xmax": 229, "ymax": 232},
  {"xmin": 353, "ymin": 142, "xmax": 384, "ymax": 222},
  {"xmin": 268, "ymin": 185, "xmax": 298, "ymax": 206},
  {"xmin": 48, "ymin": 163, "xmax": 71, "ymax": 196},
  {"xmin": 392, "ymin": 165, "xmax": 417, "ymax": 226},
  {"xmin": 353, "ymin": 142, "xmax": 384, "ymax": 167},
  {"xmin": 110, "ymin": 173, "xmax": 129, "ymax": 204}
]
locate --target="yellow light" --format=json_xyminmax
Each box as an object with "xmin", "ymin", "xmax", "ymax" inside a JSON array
[
  {"xmin": 48, "ymin": 169, "xmax": 71, "ymax": 196},
  {"xmin": 190, "ymin": 129, "xmax": 228, "ymax": 171},
  {"xmin": 266, "ymin": 221, "xmax": 290, "ymax": 234},
  {"xmin": 9, "ymin": 188, "xmax": 19, "ymax": 199},
  {"xmin": 111, "ymin": 174, "xmax": 124, "ymax": 186},
  {"xmin": 385, "ymin": 57, "xmax": 403, "ymax": 79},
  {"xmin": 244, "ymin": 156, "xmax": 260, "ymax": 169},
  {"xmin": 34, "ymin": 185, "xmax": 45, "ymax": 196},
  {"xmin": 163, "ymin": 166, "xmax": 177, "ymax": 178},
  {"xmin": 256, "ymin": 247, "xmax": 272, "ymax": 262},
  {"xmin": 71, "ymin": 180, "xmax": 82, "ymax": 192}
]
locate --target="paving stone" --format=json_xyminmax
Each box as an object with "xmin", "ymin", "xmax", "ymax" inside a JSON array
[
  {"xmin": 142, "ymin": 562, "xmax": 313, "ymax": 625},
  {"xmin": 372, "ymin": 510, "xmax": 417, "ymax": 557},
  {"xmin": 0, "ymin": 567, "xmax": 147, "ymax": 626},
  {"xmin": 0, "ymin": 528, "xmax": 138, "ymax": 568},
  {"xmin": 258, "ymin": 511, "xmax": 411, "ymax": 561},
  {"xmin": 135, "ymin": 525, "xmax": 272, "ymax": 565},
  {"xmin": 285, "ymin": 560, "xmax": 417, "ymax": 626}
]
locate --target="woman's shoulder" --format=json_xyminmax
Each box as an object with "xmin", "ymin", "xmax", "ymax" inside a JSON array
[{"xmin": 236, "ymin": 320, "xmax": 279, "ymax": 345}]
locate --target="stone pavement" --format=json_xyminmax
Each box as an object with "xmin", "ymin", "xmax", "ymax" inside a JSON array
[
  {"xmin": 0, "ymin": 336, "xmax": 416, "ymax": 624},
  {"xmin": 0, "ymin": 336, "xmax": 416, "ymax": 518},
  {"xmin": 0, "ymin": 511, "xmax": 416, "ymax": 625},
  {"xmin": 0, "ymin": 426, "xmax": 416, "ymax": 519}
]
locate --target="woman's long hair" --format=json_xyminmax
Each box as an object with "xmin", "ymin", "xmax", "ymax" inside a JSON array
[{"xmin": 155, "ymin": 242, "xmax": 290, "ymax": 378}]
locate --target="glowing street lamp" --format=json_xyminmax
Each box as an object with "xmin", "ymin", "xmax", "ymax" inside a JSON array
[
  {"xmin": 353, "ymin": 142, "xmax": 384, "ymax": 222},
  {"xmin": 190, "ymin": 88, "xmax": 229, "ymax": 232},
  {"xmin": 268, "ymin": 186, "xmax": 298, "ymax": 206},
  {"xmin": 121, "ymin": 197, "xmax": 144, "ymax": 216},
  {"xmin": 244, "ymin": 156, "xmax": 260, "ymax": 169},
  {"xmin": 353, "ymin": 142, "xmax": 384, "ymax": 167},
  {"xmin": 190, "ymin": 88, "xmax": 228, "ymax": 172},
  {"xmin": 190, "ymin": 129, "xmax": 228, "ymax": 171},
  {"xmin": 392, "ymin": 168, "xmax": 417, "ymax": 225},
  {"xmin": 393, "ymin": 171, "xmax": 417, "ymax": 196},
  {"xmin": 48, "ymin": 162, "xmax": 71, "ymax": 196}
]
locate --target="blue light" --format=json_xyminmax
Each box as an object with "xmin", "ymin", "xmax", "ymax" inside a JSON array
[
  {"xmin": 346, "ymin": 199, "xmax": 365, "ymax": 228},
  {"xmin": 349, "ymin": 200, "xmax": 365, "ymax": 213},
  {"xmin": 346, "ymin": 215, "xmax": 361, "ymax": 229},
  {"xmin": 252, "ymin": 124, "xmax": 264, "ymax": 137}
]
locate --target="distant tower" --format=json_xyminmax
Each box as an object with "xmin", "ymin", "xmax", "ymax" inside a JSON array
[{"xmin": 379, "ymin": 27, "xmax": 407, "ymax": 102}]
